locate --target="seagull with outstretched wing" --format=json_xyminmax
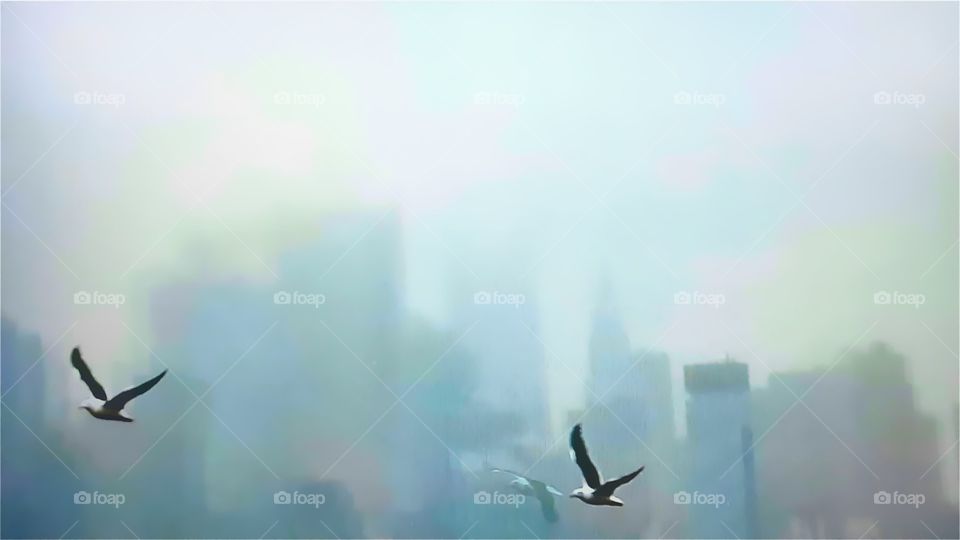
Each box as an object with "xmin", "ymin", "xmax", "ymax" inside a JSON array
[
  {"xmin": 70, "ymin": 347, "xmax": 167, "ymax": 422},
  {"xmin": 568, "ymin": 423, "xmax": 644, "ymax": 507},
  {"xmin": 490, "ymin": 468, "xmax": 563, "ymax": 522}
]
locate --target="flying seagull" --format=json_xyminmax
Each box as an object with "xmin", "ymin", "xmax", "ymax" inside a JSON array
[
  {"xmin": 70, "ymin": 347, "xmax": 167, "ymax": 422},
  {"xmin": 491, "ymin": 468, "xmax": 563, "ymax": 522},
  {"xmin": 568, "ymin": 423, "xmax": 644, "ymax": 507}
]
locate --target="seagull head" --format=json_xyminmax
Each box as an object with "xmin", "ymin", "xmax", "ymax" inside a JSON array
[{"xmin": 569, "ymin": 487, "xmax": 588, "ymax": 500}]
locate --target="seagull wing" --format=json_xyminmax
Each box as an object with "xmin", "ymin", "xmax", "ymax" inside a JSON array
[
  {"xmin": 519, "ymin": 477, "xmax": 560, "ymax": 523},
  {"xmin": 526, "ymin": 478, "xmax": 556, "ymax": 498},
  {"xmin": 492, "ymin": 467, "xmax": 562, "ymax": 499},
  {"xmin": 70, "ymin": 347, "xmax": 107, "ymax": 400},
  {"xmin": 544, "ymin": 484, "xmax": 564, "ymax": 497},
  {"xmin": 597, "ymin": 466, "xmax": 645, "ymax": 497},
  {"xmin": 538, "ymin": 490, "xmax": 559, "ymax": 522},
  {"xmin": 569, "ymin": 424, "xmax": 602, "ymax": 489},
  {"xmin": 103, "ymin": 370, "xmax": 167, "ymax": 411},
  {"xmin": 490, "ymin": 468, "xmax": 532, "ymax": 489},
  {"xmin": 490, "ymin": 467, "xmax": 524, "ymax": 479}
]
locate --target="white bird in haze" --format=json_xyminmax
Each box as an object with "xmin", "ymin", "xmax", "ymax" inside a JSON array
[
  {"xmin": 70, "ymin": 347, "xmax": 167, "ymax": 422},
  {"xmin": 568, "ymin": 423, "xmax": 644, "ymax": 507},
  {"xmin": 491, "ymin": 468, "xmax": 564, "ymax": 522}
]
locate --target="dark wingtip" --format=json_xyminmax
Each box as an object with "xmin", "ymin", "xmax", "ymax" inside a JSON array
[
  {"xmin": 570, "ymin": 424, "xmax": 584, "ymax": 448},
  {"xmin": 70, "ymin": 347, "xmax": 82, "ymax": 365}
]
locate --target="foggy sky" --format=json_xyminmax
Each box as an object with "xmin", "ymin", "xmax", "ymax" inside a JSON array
[{"xmin": 2, "ymin": 1, "xmax": 957, "ymax": 448}]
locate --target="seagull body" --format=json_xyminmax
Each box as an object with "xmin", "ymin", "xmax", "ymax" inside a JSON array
[
  {"xmin": 70, "ymin": 347, "xmax": 167, "ymax": 422},
  {"xmin": 491, "ymin": 468, "xmax": 563, "ymax": 522},
  {"xmin": 568, "ymin": 423, "xmax": 644, "ymax": 507}
]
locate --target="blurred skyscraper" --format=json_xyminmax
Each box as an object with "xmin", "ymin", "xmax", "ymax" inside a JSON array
[
  {"xmin": 1, "ymin": 317, "xmax": 45, "ymax": 422},
  {"xmin": 752, "ymin": 342, "xmax": 955, "ymax": 539},
  {"xmin": 451, "ymin": 282, "xmax": 549, "ymax": 450},
  {"xmin": 682, "ymin": 360, "xmax": 754, "ymax": 539},
  {"xmin": 144, "ymin": 209, "xmax": 406, "ymax": 511},
  {"xmin": 585, "ymin": 279, "xmax": 640, "ymax": 452},
  {"xmin": 582, "ymin": 280, "xmax": 680, "ymax": 536},
  {"xmin": 1, "ymin": 318, "xmax": 82, "ymax": 538},
  {"xmin": 127, "ymin": 373, "xmax": 210, "ymax": 537}
]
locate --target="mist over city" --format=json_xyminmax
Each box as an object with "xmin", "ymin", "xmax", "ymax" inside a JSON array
[{"xmin": 2, "ymin": 2, "xmax": 958, "ymax": 539}]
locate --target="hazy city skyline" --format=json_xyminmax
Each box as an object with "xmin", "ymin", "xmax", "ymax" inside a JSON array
[{"xmin": 2, "ymin": 2, "xmax": 957, "ymax": 538}]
